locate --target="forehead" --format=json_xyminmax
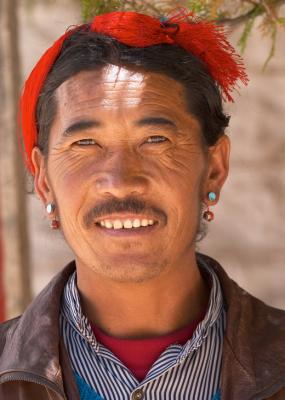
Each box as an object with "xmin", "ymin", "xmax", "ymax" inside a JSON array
[{"xmin": 55, "ymin": 65, "xmax": 189, "ymax": 117}]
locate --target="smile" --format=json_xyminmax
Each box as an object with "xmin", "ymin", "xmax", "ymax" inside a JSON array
[
  {"xmin": 95, "ymin": 219, "xmax": 159, "ymax": 237},
  {"xmin": 97, "ymin": 218, "xmax": 155, "ymax": 229}
]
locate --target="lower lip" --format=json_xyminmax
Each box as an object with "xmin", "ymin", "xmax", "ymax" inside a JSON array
[{"xmin": 95, "ymin": 222, "xmax": 159, "ymax": 237}]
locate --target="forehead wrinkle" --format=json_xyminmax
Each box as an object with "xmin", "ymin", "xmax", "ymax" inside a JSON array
[
  {"xmin": 55, "ymin": 68, "xmax": 195, "ymax": 131},
  {"xmin": 140, "ymin": 85, "xmax": 185, "ymax": 99},
  {"xmin": 56, "ymin": 76, "xmax": 145, "ymax": 109},
  {"xmin": 57, "ymin": 69, "xmax": 187, "ymax": 114},
  {"xmin": 58, "ymin": 83, "xmax": 147, "ymax": 115},
  {"xmin": 57, "ymin": 93, "xmax": 144, "ymax": 120},
  {"xmin": 138, "ymin": 101, "xmax": 190, "ymax": 120},
  {"xmin": 58, "ymin": 70, "xmax": 182, "ymax": 109},
  {"xmin": 58, "ymin": 67, "xmax": 185, "ymax": 99}
]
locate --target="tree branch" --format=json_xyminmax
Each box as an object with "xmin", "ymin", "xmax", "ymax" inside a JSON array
[{"xmin": 216, "ymin": 0, "xmax": 285, "ymax": 26}]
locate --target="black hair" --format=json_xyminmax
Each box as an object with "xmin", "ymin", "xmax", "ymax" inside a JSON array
[{"xmin": 36, "ymin": 27, "xmax": 230, "ymax": 154}]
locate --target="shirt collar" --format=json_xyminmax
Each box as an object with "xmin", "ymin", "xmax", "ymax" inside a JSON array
[
  {"xmin": 178, "ymin": 257, "xmax": 224, "ymax": 361},
  {"xmin": 61, "ymin": 256, "xmax": 225, "ymax": 358}
]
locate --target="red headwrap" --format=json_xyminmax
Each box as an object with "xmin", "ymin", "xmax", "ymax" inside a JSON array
[{"xmin": 20, "ymin": 9, "xmax": 248, "ymax": 175}]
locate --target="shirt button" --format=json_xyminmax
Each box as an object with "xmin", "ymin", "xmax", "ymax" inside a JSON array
[{"xmin": 132, "ymin": 388, "xmax": 144, "ymax": 400}]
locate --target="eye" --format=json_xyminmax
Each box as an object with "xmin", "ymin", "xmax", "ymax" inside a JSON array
[
  {"xmin": 73, "ymin": 139, "xmax": 97, "ymax": 146},
  {"xmin": 146, "ymin": 136, "xmax": 168, "ymax": 144}
]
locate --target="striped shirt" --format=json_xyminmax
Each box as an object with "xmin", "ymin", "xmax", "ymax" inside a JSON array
[{"xmin": 60, "ymin": 257, "xmax": 226, "ymax": 400}]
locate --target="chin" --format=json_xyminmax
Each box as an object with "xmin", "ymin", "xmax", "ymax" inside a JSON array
[{"xmin": 89, "ymin": 257, "xmax": 169, "ymax": 283}]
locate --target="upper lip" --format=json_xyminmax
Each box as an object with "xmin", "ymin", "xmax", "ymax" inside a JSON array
[{"xmin": 95, "ymin": 213, "xmax": 158, "ymax": 223}]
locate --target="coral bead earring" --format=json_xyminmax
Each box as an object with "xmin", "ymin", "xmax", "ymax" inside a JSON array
[{"xmin": 203, "ymin": 192, "xmax": 216, "ymax": 222}]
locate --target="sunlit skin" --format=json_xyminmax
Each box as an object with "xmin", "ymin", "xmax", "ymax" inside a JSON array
[{"xmin": 32, "ymin": 66, "xmax": 230, "ymax": 338}]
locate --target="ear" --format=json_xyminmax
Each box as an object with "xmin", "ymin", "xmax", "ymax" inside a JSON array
[
  {"xmin": 203, "ymin": 134, "xmax": 230, "ymax": 202},
  {"xmin": 31, "ymin": 147, "xmax": 53, "ymax": 205}
]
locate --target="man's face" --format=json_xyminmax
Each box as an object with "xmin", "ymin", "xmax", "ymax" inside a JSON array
[{"xmin": 33, "ymin": 66, "xmax": 225, "ymax": 282}]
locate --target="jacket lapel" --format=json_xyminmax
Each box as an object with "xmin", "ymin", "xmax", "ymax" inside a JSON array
[
  {"xmin": 0, "ymin": 261, "xmax": 76, "ymax": 398},
  {"xmin": 197, "ymin": 253, "xmax": 285, "ymax": 400}
]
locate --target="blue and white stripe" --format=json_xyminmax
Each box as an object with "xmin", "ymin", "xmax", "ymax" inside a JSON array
[{"xmin": 60, "ymin": 258, "xmax": 226, "ymax": 400}]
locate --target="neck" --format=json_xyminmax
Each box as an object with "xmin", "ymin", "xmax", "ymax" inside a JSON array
[{"xmin": 76, "ymin": 252, "xmax": 209, "ymax": 339}]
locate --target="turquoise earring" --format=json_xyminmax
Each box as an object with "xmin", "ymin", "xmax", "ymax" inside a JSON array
[
  {"xmin": 208, "ymin": 192, "xmax": 216, "ymax": 201},
  {"xmin": 203, "ymin": 192, "xmax": 216, "ymax": 222}
]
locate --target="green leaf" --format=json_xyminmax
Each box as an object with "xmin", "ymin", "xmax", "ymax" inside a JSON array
[
  {"xmin": 237, "ymin": 15, "xmax": 256, "ymax": 54},
  {"xmin": 262, "ymin": 25, "xmax": 277, "ymax": 71},
  {"xmin": 186, "ymin": 0, "xmax": 210, "ymax": 17},
  {"xmin": 81, "ymin": 0, "xmax": 121, "ymax": 22},
  {"xmin": 237, "ymin": 5, "xmax": 263, "ymax": 54},
  {"xmin": 276, "ymin": 17, "xmax": 285, "ymax": 25}
]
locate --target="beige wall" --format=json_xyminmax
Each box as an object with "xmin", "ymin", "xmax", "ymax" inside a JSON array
[{"xmin": 20, "ymin": 1, "xmax": 285, "ymax": 309}]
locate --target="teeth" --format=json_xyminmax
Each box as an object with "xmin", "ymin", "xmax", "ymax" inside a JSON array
[
  {"xmin": 98, "ymin": 218, "xmax": 155, "ymax": 229},
  {"xmin": 132, "ymin": 219, "xmax": 141, "ymax": 228},
  {"xmin": 113, "ymin": 220, "xmax": 123, "ymax": 229},
  {"xmin": 123, "ymin": 220, "xmax": 133, "ymax": 229}
]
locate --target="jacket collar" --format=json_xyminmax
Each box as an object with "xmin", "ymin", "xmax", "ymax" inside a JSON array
[
  {"xmin": 197, "ymin": 253, "xmax": 285, "ymax": 399},
  {"xmin": 1, "ymin": 255, "xmax": 285, "ymax": 400},
  {"xmin": 0, "ymin": 261, "xmax": 76, "ymax": 395}
]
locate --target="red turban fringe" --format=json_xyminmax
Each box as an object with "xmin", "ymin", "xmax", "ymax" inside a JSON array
[{"xmin": 20, "ymin": 10, "xmax": 248, "ymax": 175}]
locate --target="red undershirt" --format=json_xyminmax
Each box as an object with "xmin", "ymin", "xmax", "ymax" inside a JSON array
[{"xmin": 91, "ymin": 309, "xmax": 206, "ymax": 381}]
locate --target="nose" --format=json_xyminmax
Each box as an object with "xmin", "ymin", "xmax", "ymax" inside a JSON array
[{"xmin": 95, "ymin": 148, "xmax": 150, "ymax": 198}]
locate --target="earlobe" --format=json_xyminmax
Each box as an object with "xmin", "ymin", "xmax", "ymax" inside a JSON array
[
  {"xmin": 31, "ymin": 147, "xmax": 52, "ymax": 204},
  {"xmin": 205, "ymin": 134, "xmax": 231, "ymax": 198}
]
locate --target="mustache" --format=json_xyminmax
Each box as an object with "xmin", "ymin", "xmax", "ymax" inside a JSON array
[{"xmin": 83, "ymin": 197, "xmax": 167, "ymax": 229}]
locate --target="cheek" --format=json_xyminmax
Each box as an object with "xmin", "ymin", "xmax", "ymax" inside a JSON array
[
  {"xmin": 46, "ymin": 153, "xmax": 92, "ymax": 224},
  {"xmin": 157, "ymin": 141, "xmax": 205, "ymax": 189},
  {"xmin": 48, "ymin": 150, "xmax": 93, "ymax": 189},
  {"xmin": 161, "ymin": 144, "xmax": 206, "ymax": 217}
]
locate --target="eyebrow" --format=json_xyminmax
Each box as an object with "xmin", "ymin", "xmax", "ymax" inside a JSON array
[
  {"xmin": 134, "ymin": 117, "xmax": 177, "ymax": 130},
  {"xmin": 63, "ymin": 120, "xmax": 101, "ymax": 136},
  {"xmin": 62, "ymin": 116, "xmax": 177, "ymax": 137}
]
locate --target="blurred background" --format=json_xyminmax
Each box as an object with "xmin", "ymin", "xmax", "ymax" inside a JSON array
[{"xmin": 0, "ymin": 0, "xmax": 284, "ymax": 321}]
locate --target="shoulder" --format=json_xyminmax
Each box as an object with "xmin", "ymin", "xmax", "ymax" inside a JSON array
[
  {"xmin": 197, "ymin": 252, "xmax": 285, "ymax": 326},
  {"xmin": 197, "ymin": 252, "xmax": 285, "ymax": 396},
  {"xmin": 197, "ymin": 253, "xmax": 285, "ymax": 397},
  {"xmin": 0, "ymin": 316, "xmax": 21, "ymax": 350},
  {"xmin": 197, "ymin": 252, "xmax": 285, "ymax": 355},
  {"xmin": 0, "ymin": 316, "xmax": 22, "ymax": 375},
  {"xmin": 0, "ymin": 261, "xmax": 76, "ymax": 361}
]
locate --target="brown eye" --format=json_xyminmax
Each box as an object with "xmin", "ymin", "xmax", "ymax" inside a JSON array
[
  {"xmin": 74, "ymin": 139, "xmax": 97, "ymax": 146},
  {"xmin": 146, "ymin": 136, "xmax": 168, "ymax": 143}
]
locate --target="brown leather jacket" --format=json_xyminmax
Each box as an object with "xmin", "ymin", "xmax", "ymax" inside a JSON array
[{"xmin": 0, "ymin": 254, "xmax": 285, "ymax": 400}]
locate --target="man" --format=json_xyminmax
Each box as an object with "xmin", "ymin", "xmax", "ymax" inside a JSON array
[{"xmin": 0, "ymin": 10, "xmax": 284, "ymax": 400}]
